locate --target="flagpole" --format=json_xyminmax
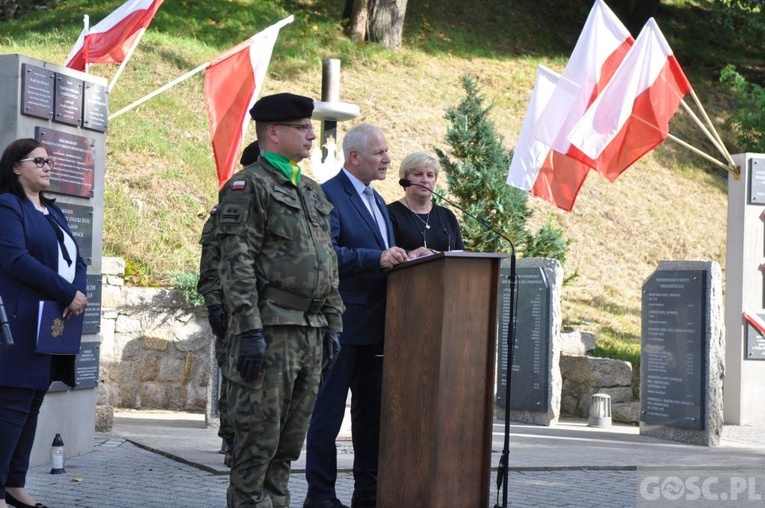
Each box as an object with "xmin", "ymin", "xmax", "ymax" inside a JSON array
[
  {"xmin": 108, "ymin": 61, "xmax": 208, "ymax": 120},
  {"xmin": 109, "ymin": 27, "xmax": 146, "ymax": 92},
  {"xmin": 666, "ymin": 133, "xmax": 739, "ymax": 177},
  {"xmin": 83, "ymin": 15, "xmax": 90, "ymax": 74},
  {"xmin": 687, "ymin": 89, "xmax": 736, "ymax": 167},
  {"xmin": 679, "ymin": 99, "xmax": 736, "ymax": 169}
]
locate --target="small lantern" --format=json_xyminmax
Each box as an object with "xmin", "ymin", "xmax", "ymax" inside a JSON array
[
  {"xmin": 50, "ymin": 433, "xmax": 66, "ymax": 474},
  {"xmin": 588, "ymin": 393, "xmax": 612, "ymax": 428}
]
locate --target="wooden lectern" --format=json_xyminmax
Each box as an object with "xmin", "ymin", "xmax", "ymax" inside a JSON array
[{"xmin": 378, "ymin": 251, "xmax": 505, "ymax": 508}]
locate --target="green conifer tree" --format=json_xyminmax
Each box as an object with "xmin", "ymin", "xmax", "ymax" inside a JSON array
[{"xmin": 435, "ymin": 74, "xmax": 569, "ymax": 263}]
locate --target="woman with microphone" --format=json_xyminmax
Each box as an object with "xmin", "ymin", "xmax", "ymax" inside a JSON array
[{"xmin": 388, "ymin": 151, "xmax": 464, "ymax": 252}]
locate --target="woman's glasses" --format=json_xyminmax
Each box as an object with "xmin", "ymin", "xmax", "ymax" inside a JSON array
[{"xmin": 18, "ymin": 157, "xmax": 55, "ymax": 168}]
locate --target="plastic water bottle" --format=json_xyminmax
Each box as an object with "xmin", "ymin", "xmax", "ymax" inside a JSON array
[{"xmin": 50, "ymin": 433, "xmax": 66, "ymax": 474}]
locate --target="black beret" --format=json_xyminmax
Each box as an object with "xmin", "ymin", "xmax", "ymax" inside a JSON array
[
  {"xmin": 249, "ymin": 93, "xmax": 314, "ymax": 122},
  {"xmin": 240, "ymin": 140, "xmax": 260, "ymax": 166}
]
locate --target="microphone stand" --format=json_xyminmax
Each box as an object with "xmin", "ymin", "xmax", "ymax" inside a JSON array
[
  {"xmin": 0, "ymin": 296, "xmax": 14, "ymax": 351},
  {"xmin": 399, "ymin": 179, "xmax": 517, "ymax": 507}
]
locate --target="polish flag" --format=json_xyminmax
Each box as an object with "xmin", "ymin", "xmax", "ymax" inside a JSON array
[
  {"xmin": 507, "ymin": 66, "xmax": 593, "ymax": 212},
  {"xmin": 532, "ymin": 0, "xmax": 634, "ymax": 165},
  {"xmin": 65, "ymin": 0, "xmax": 164, "ymax": 71},
  {"xmin": 567, "ymin": 18, "xmax": 692, "ymax": 181},
  {"xmin": 204, "ymin": 17, "xmax": 292, "ymax": 187}
]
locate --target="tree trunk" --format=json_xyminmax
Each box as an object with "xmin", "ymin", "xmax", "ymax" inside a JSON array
[
  {"xmin": 367, "ymin": 0, "xmax": 408, "ymax": 49},
  {"xmin": 345, "ymin": 0, "xmax": 370, "ymax": 42}
]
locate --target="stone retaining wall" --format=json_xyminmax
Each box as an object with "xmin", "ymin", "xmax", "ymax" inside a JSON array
[{"xmin": 99, "ymin": 258, "xmax": 212, "ymax": 412}]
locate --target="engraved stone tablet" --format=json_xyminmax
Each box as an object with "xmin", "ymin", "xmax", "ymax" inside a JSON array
[
  {"xmin": 35, "ymin": 127, "xmax": 95, "ymax": 198},
  {"xmin": 58, "ymin": 202, "xmax": 94, "ymax": 265},
  {"xmin": 83, "ymin": 274, "xmax": 102, "ymax": 335},
  {"xmin": 82, "ymin": 82, "xmax": 108, "ymax": 132},
  {"xmin": 641, "ymin": 269, "xmax": 706, "ymax": 430},
  {"xmin": 54, "ymin": 73, "xmax": 83, "ymax": 126},
  {"xmin": 20, "ymin": 63, "xmax": 54, "ymax": 120},
  {"xmin": 72, "ymin": 341, "xmax": 99, "ymax": 390},
  {"xmin": 497, "ymin": 265, "xmax": 551, "ymax": 412}
]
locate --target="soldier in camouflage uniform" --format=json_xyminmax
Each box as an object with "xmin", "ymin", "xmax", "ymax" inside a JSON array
[
  {"xmin": 197, "ymin": 204, "xmax": 235, "ymax": 465},
  {"xmin": 216, "ymin": 93, "xmax": 344, "ymax": 508}
]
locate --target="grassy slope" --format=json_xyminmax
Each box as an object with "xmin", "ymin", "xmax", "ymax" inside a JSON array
[{"xmin": 0, "ymin": 0, "xmax": 754, "ymax": 354}]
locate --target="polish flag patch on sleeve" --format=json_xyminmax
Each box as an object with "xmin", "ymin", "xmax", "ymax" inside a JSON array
[{"xmin": 231, "ymin": 180, "xmax": 247, "ymax": 190}]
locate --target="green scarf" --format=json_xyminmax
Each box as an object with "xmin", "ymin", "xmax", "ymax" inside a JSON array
[{"xmin": 262, "ymin": 150, "xmax": 301, "ymax": 186}]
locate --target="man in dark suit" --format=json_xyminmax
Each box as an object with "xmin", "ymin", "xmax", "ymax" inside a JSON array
[{"xmin": 303, "ymin": 124, "xmax": 427, "ymax": 508}]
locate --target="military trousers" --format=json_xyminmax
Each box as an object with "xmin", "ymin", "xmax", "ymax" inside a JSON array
[{"xmin": 227, "ymin": 325, "xmax": 322, "ymax": 508}]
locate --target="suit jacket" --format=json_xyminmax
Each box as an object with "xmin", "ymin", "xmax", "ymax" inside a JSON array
[
  {"xmin": 321, "ymin": 170, "xmax": 396, "ymax": 345},
  {"xmin": 0, "ymin": 193, "xmax": 87, "ymax": 389}
]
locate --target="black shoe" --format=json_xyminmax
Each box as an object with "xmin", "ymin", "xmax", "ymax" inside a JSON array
[
  {"xmin": 5, "ymin": 491, "xmax": 47, "ymax": 508},
  {"xmin": 303, "ymin": 497, "xmax": 350, "ymax": 508}
]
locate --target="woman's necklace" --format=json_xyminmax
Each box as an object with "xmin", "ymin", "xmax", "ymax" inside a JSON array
[{"xmin": 404, "ymin": 197, "xmax": 431, "ymax": 230}]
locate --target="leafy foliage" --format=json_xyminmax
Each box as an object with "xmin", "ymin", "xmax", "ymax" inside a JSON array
[
  {"xmin": 720, "ymin": 65, "xmax": 765, "ymax": 152},
  {"xmin": 435, "ymin": 75, "xmax": 569, "ymax": 263},
  {"xmin": 170, "ymin": 271, "xmax": 204, "ymax": 307}
]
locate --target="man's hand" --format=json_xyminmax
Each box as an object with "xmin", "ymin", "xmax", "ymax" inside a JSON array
[
  {"xmin": 207, "ymin": 305, "xmax": 228, "ymax": 340},
  {"xmin": 407, "ymin": 247, "xmax": 433, "ymax": 259},
  {"xmin": 237, "ymin": 330, "xmax": 267, "ymax": 382},
  {"xmin": 322, "ymin": 331, "xmax": 341, "ymax": 374},
  {"xmin": 380, "ymin": 247, "xmax": 408, "ymax": 268}
]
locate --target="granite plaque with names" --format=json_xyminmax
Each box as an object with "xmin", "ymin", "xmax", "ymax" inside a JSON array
[
  {"xmin": 83, "ymin": 274, "xmax": 102, "ymax": 334},
  {"xmin": 497, "ymin": 265, "xmax": 551, "ymax": 411},
  {"xmin": 748, "ymin": 158, "xmax": 765, "ymax": 205},
  {"xmin": 36, "ymin": 127, "xmax": 95, "ymax": 198},
  {"xmin": 82, "ymin": 82, "xmax": 108, "ymax": 132},
  {"xmin": 20, "ymin": 63, "xmax": 54, "ymax": 120},
  {"xmin": 57, "ymin": 202, "xmax": 93, "ymax": 264},
  {"xmin": 54, "ymin": 73, "xmax": 83, "ymax": 126},
  {"xmin": 641, "ymin": 270, "xmax": 707, "ymax": 430}
]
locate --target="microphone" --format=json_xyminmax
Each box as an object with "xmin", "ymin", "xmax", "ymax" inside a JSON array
[
  {"xmin": 0, "ymin": 296, "xmax": 13, "ymax": 349},
  {"xmin": 400, "ymin": 176, "xmax": 517, "ymax": 508},
  {"xmin": 399, "ymin": 178, "xmax": 515, "ymax": 253}
]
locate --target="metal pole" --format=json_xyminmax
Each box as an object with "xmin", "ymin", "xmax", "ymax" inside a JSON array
[{"xmin": 320, "ymin": 59, "xmax": 340, "ymax": 163}]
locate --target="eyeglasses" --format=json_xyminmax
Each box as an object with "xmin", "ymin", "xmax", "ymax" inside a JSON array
[
  {"xmin": 18, "ymin": 157, "xmax": 55, "ymax": 168},
  {"xmin": 275, "ymin": 123, "xmax": 315, "ymax": 133}
]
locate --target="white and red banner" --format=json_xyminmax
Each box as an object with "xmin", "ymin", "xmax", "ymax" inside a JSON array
[
  {"xmin": 65, "ymin": 0, "xmax": 164, "ymax": 71},
  {"xmin": 532, "ymin": 0, "xmax": 633, "ymax": 165},
  {"xmin": 567, "ymin": 18, "xmax": 692, "ymax": 181},
  {"xmin": 204, "ymin": 17, "xmax": 291, "ymax": 187},
  {"xmin": 507, "ymin": 66, "xmax": 592, "ymax": 211}
]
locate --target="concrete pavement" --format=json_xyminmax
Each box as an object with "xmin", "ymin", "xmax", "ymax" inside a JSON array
[{"xmin": 21, "ymin": 410, "xmax": 765, "ymax": 507}]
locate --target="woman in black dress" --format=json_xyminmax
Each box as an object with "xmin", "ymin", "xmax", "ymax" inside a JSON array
[{"xmin": 388, "ymin": 151, "xmax": 464, "ymax": 252}]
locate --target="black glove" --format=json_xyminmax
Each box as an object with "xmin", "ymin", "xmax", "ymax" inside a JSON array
[
  {"xmin": 322, "ymin": 332, "xmax": 341, "ymax": 374},
  {"xmin": 207, "ymin": 305, "xmax": 228, "ymax": 340},
  {"xmin": 237, "ymin": 330, "xmax": 267, "ymax": 382}
]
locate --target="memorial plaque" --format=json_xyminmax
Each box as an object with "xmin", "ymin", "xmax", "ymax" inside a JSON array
[
  {"xmin": 57, "ymin": 202, "xmax": 93, "ymax": 264},
  {"xmin": 53, "ymin": 73, "xmax": 83, "ymax": 126},
  {"xmin": 641, "ymin": 270, "xmax": 707, "ymax": 430},
  {"xmin": 20, "ymin": 63, "xmax": 54, "ymax": 120},
  {"xmin": 83, "ymin": 274, "xmax": 102, "ymax": 334},
  {"xmin": 82, "ymin": 82, "xmax": 108, "ymax": 132},
  {"xmin": 36, "ymin": 127, "xmax": 95, "ymax": 198},
  {"xmin": 745, "ymin": 317, "xmax": 765, "ymax": 360},
  {"xmin": 748, "ymin": 157, "xmax": 765, "ymax": 205},
  {"xmin": 73, "ymin": 341, "xmax": 99, "ymax": 390},
  {"xmin": 497, "ymin": 265, "xmax": 550, "ymax": 411}
]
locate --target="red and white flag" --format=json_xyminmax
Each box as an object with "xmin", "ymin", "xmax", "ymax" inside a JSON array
[
  {"xmin": 507, "ymin": 66, "xmax": 593, "ymax": 212},
  {"xmin": 532, "ymin": 0, "xmax": 633, "ymax": 164},
  {"xmin": 204, "ymin": 17, "xmax": 292, "ymax": 187},
  {"xmin": 65, "ymin": 0, "xmax": 164, "ymax": 71},
  {"xmin": 567, "ymin": 18, "xmax": 692, "ymax": 181}
]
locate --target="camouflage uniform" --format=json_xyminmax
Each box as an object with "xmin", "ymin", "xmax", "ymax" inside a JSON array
[
  {"xmin": 217, "ymin": 158, "xmax": 344, "ymax": 508},
  {"xmin": 196, "ymin": 205, "xmax": 234, "ymax": 450}
]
